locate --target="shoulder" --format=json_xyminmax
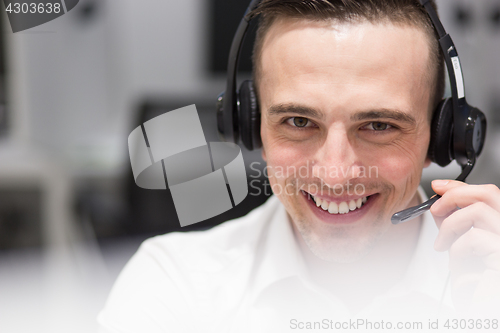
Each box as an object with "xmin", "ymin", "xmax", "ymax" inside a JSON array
[
  {"xmin": 98, "ymin": 196, "xmax": 281, "ymax": 332},
  {"xmin": 142, "ymin": 195, "xmax": 280, "ymax": 270}
]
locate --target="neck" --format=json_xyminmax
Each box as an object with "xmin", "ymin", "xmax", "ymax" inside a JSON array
[{"xmin": 293, "ymin": 192, "xmax": 423, "ymax": 311}]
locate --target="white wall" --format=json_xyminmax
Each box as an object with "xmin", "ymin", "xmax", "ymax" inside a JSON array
[{"xmin": 4, "ymin": 0, "xmax": 226, "ymax": 177}]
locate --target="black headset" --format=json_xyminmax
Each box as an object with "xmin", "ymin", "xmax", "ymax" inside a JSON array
[{"xmin": 216, "ymin": 0, "xmax": 487, "ymax": 223}]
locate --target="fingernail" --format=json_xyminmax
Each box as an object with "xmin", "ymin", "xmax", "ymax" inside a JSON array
[{"xmin": 432, "ymin": 180, "xmax": 449, "ymax": 187}]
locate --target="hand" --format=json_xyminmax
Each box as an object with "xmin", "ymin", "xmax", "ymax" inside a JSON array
[{"xmin": 430, "ymin": 180, "xmax": 500, "ymax": 316}]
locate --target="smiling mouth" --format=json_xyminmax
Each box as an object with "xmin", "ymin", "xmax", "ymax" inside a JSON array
[{"xmin": 301, "ymin": 190, "xmax": 374, "ymax": 215}]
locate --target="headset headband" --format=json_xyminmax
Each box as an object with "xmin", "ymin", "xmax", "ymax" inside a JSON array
[
  {"xmin": 419, "ymin": 0, "xmax": 471, "ymax": 168},
  {"xmin": 223, "ymin": 0, "xmax": 482, "ymax": 172},
  {"xmin": 223, "ymin": 0, "xmax": 471, "ymax": 165}
]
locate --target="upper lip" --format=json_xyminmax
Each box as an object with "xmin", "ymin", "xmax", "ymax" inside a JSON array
[{"xmin": 302, "ymin": 189, "xmax": 376, "ymax": 203}]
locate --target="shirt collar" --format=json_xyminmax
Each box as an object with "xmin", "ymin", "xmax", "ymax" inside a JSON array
[{"xmin": 250, "ymin": 196, "xmax": 307, "ymax": 303}]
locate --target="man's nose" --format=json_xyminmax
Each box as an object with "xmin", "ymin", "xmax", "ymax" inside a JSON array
[{"xmin": 311, "ymin": 127, "xmax": 362, "ymax": 186}]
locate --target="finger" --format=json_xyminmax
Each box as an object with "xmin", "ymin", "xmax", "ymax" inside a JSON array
[
  {"xmin": 431, "ymin": 182, "xmax": 500, "ymax": 217},
  {"xmin": 432, "ymin": 207, "xmax": 458, "ymax": 232},
  {"xmin": 434, "ymin": 202, "xmax": 500, "ymax": 251},
  {"xmin": 430, "ymin": 180, "xmax": 463, "ymax": 228},
  {"xmin": 449, "ymin": 228, "xmax": 500, "ymax": 272}
]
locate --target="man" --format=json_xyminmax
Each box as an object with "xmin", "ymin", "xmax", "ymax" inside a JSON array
[{"xmin": 99, "ymin": 1, "xmax": 500, "ymax": 332}]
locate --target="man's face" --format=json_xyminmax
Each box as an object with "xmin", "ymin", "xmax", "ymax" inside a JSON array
[{"xmin": 258, "ymin": 18, "xmax": 433, "ymax": 263}]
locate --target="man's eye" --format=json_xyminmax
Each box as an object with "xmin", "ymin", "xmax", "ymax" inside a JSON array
[
  {"xmin": 287, "ymin": 117, "xmax": 312, "ymax": 128},
  {"xmin": 365, "ymin": 122, "xmax": 392, "ymax": 131}
]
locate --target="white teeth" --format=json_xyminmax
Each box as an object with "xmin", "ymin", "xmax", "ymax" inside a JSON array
[
  {"xmin": 310, "ymin": 194, "xmax": 369, "ymax": 215},
  {"xmin": 356, "ymin": 198, "xmax": 362, "ymax": 209},
  {"xmin": 338, "ymin": 202, "xmax": 349, "ymax": 214},
  {"xmin": 328, "ymin": 201, "xmax": 339, "ymax": 214}
]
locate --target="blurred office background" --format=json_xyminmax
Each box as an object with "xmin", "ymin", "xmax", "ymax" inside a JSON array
[{"xmin": 0, "ymin": 0, "xmax": 498, "ymax": 332}]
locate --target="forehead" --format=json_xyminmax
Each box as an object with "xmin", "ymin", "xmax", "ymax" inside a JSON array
[{"xmin": 258, "ymin": 18, "xmax": 433, "ymax": 117}]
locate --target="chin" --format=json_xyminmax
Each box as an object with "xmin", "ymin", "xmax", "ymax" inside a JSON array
[
  {"xmin": 294, "ymin": 214, "xmax": 388, "ymax": 264},
  {"xmin": 305, "ymin": 235, "xmax": 376, "ymax": 263}
]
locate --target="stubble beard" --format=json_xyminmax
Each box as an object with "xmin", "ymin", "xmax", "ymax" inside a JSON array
[{"xmin": 292, "ymin": 210, "xmax": 389, "ymax": 264}]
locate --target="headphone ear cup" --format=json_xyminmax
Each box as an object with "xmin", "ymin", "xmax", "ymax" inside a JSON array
[
  {"xmin": 238, "ymin": 80, "xmax": 262, "ymax": 151},
  {"xmin": 428, "ymin": 98, "xmax": 455, "ymax": 167}
]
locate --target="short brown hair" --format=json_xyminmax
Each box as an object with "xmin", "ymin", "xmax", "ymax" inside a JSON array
[{"xmin": 249, "ymin": 0, "xmax": 445, "ymax": 117}]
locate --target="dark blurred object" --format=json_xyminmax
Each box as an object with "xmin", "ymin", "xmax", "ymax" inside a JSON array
[
  {"xmin": 77, "ymin": 99, "xmax": 270, "ymax": 241},
  {"xmin": 0, "ymin": 188, "xmax": 42, "ymax": 250},
  {"xmin": 76, "ymin": 0, "xmax": 99, "ymax": 24},
  {"xmin": 75, "ymin": 179, "xmax": 131, "ymax": 239},
  {"xmin": 453, "ymin": 4, "xmax": 474, "ymax": 29},
  {"xmin": 490, "ymin": 6, "xmax": 500, "ymax": 30},
  {"xmin": 209, "ymin": 0, "xmax": 258, "ymax": 74},
  {"xmin": 490, "ymin": 93, "xmax": 500, "ymax": 126}
]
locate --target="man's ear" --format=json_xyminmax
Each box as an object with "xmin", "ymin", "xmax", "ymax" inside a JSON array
[
  {"xmin": 424, "ymin": 156, "xmax": 431, "ymax": 168},
  {"xmin": 261, "ymin": 145, "xmax": 267, "ymax": 162}
]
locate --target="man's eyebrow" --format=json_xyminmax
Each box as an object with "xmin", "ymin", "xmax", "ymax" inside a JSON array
[
  {"xmin": 268, "ymin": 104, "xmax": 324, "ymax": 119},
  {"xmin": 351, "ymin": 110, "xmax": 416, "ymax": 125}
]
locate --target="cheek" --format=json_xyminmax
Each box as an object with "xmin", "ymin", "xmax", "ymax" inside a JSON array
[
  {"xmin": 262, "ymin": 125, "xmax": 314, "ymax": 178},
  {"xmin": 266, "ymin": 147, "xmax": 302, "ymax": 184},
  {"xmin": 264, "ymin": 146, "xmax": 317, "ymax": 200},
  {"xmin": 377, "ymin": 155, "xmax": 418, "ymax": 181},
  {"xmin": 370, "ymin": 136, "xmax": 429, "ymax": 186}
]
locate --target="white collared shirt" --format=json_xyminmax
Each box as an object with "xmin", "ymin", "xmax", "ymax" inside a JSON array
[{"xmin": 98, "ymin": 187, "xmax": 453, "ymax": 333}]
